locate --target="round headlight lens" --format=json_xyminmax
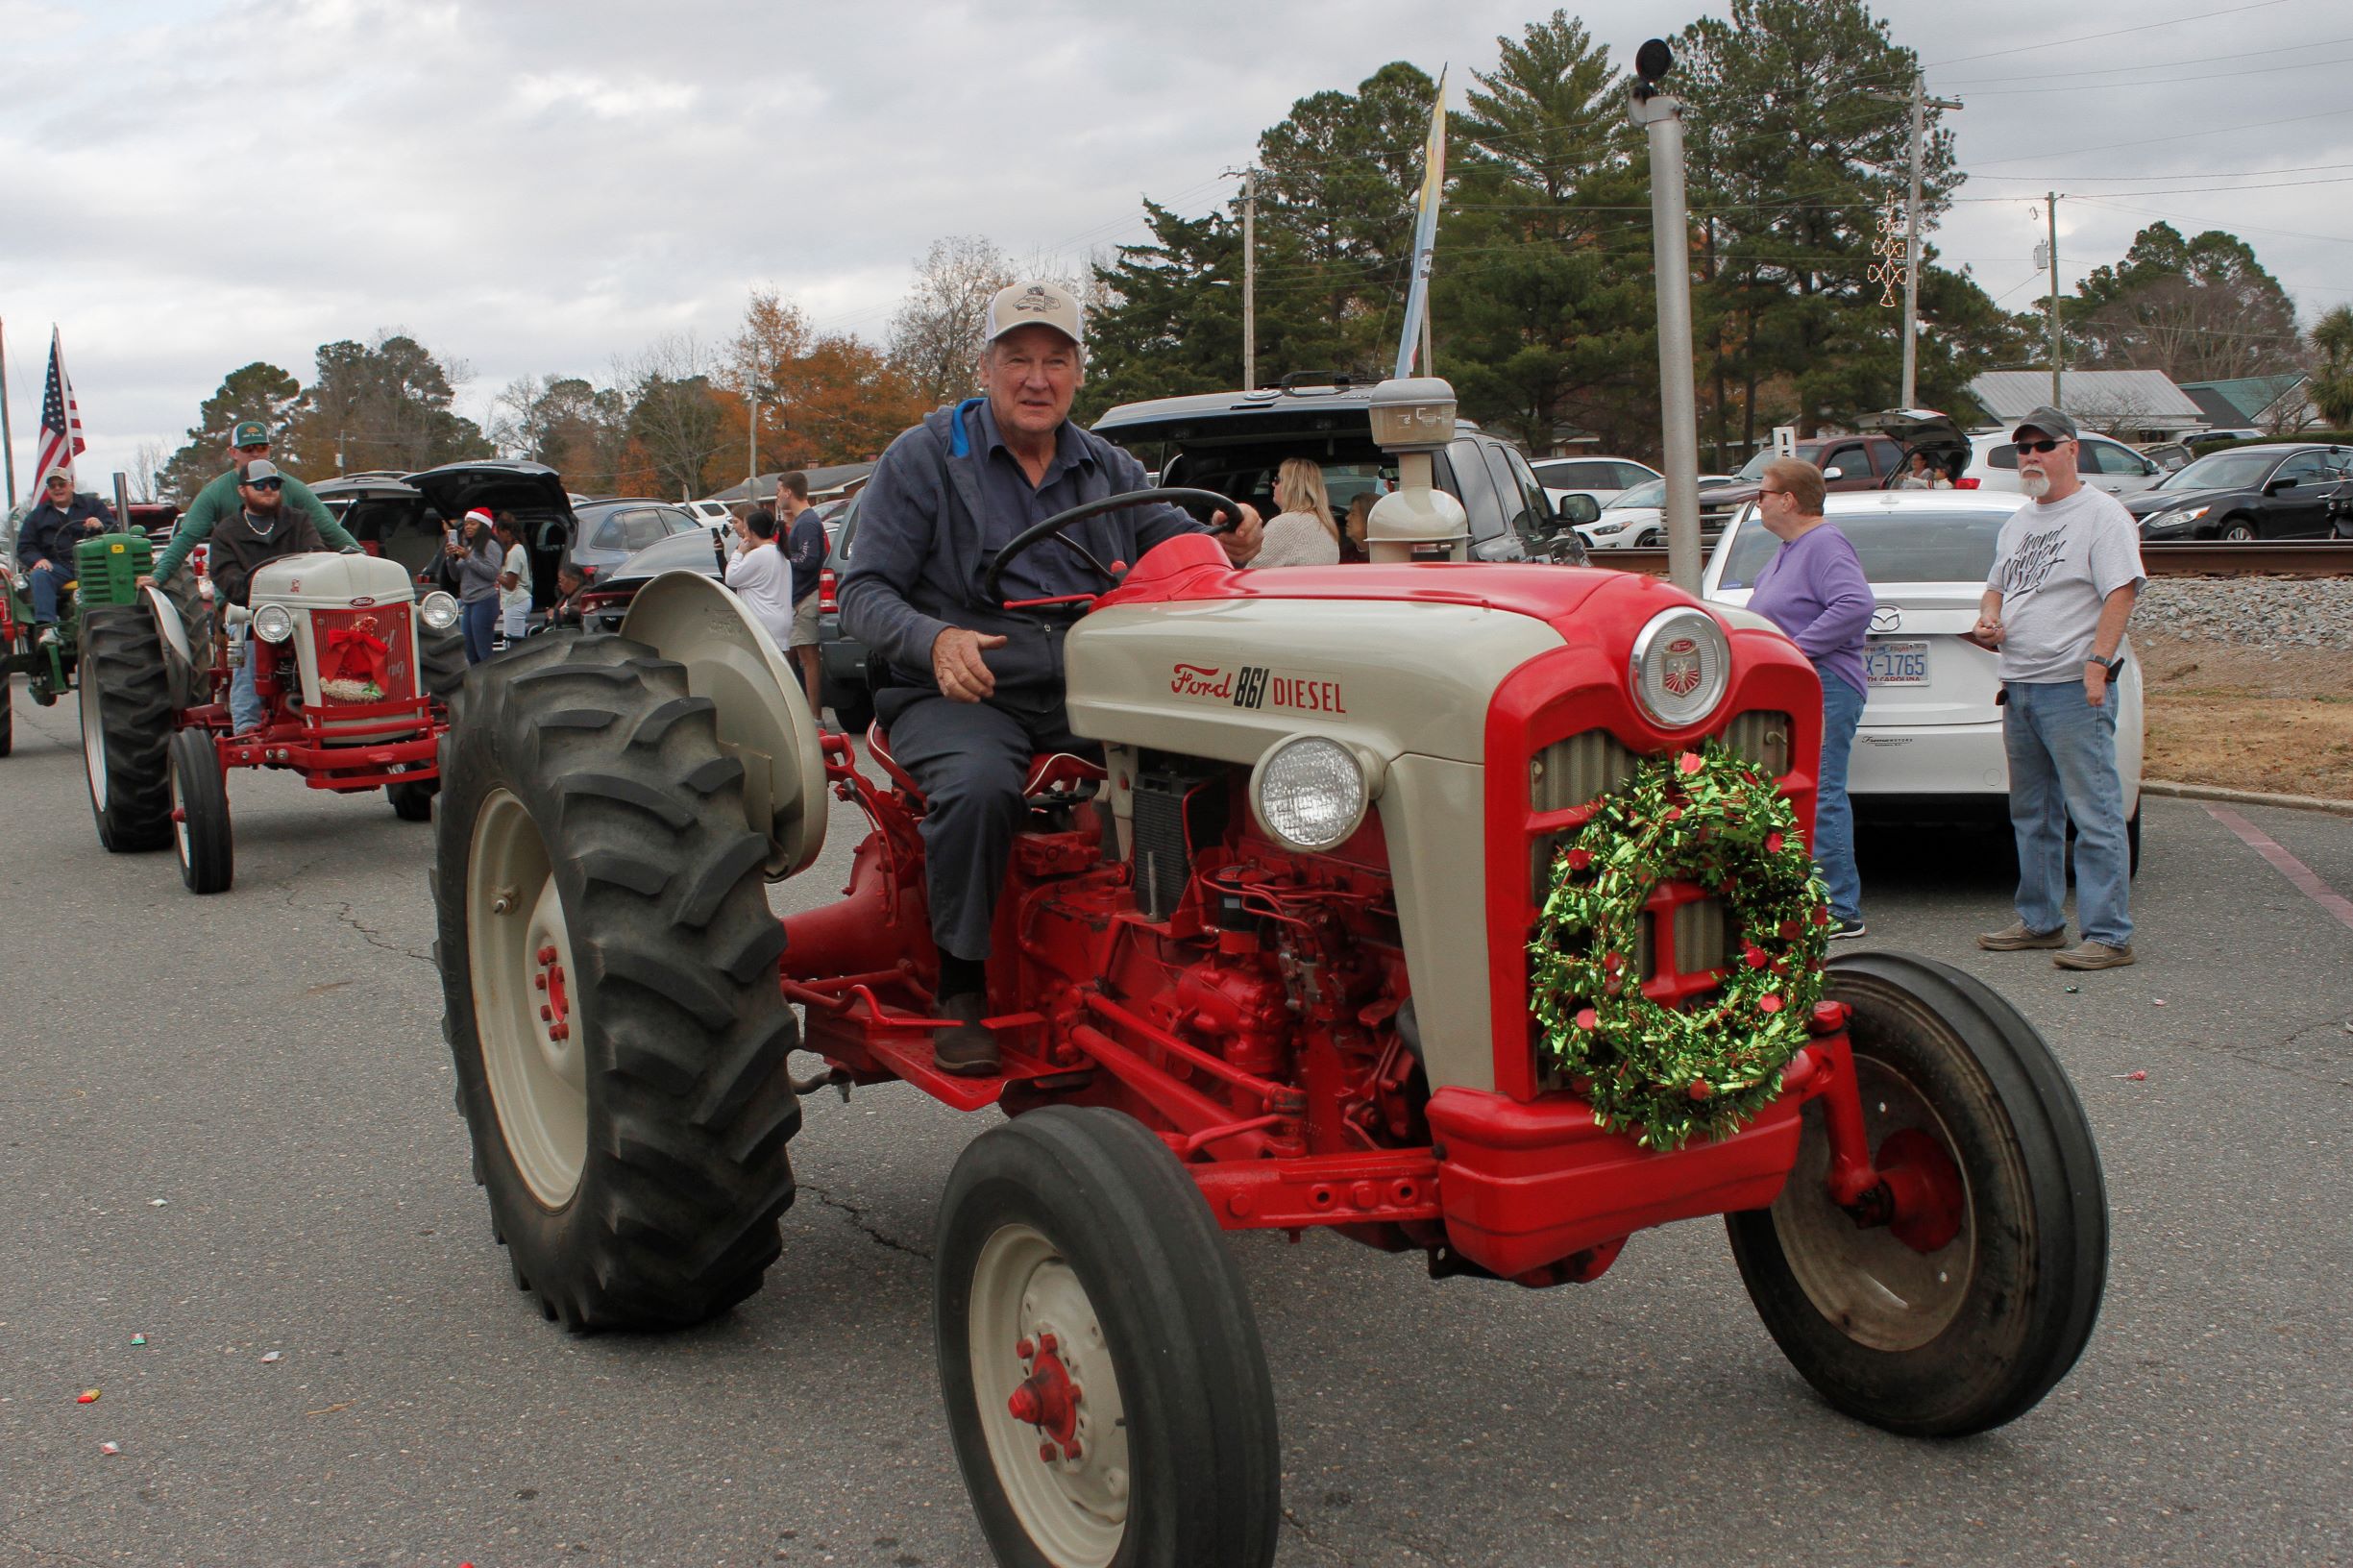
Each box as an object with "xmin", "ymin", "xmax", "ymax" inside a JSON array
[
  {"xmin": 1253, "ymin": 736, "xmax": 1367, "ymax": 851},
  {"xmin": 252, "ymin": 603, "xmax": 295, "ymax": 644},
  {"xmin": 418, "ymin": 590, "xmax": 459, "ymax": 631},
  {"xmin": 1630, "ymin": 607, "xmax": 1730, "ymax": 729}
]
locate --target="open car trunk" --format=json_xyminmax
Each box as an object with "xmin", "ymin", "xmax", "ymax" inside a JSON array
[{"xmin": 404, "ymin": 461, "xmax": 577, "ymax": 610}]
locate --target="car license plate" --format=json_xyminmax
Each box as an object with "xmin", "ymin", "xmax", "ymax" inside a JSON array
[{"xmin": 1865, "ymin": 639, "xmax": 1929, "ymax": 686}]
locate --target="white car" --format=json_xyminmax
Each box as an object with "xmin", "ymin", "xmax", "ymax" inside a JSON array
[
  {"xmin": 1702, "ymin": 489, "xmax": 2143, "ymax": 865},
  {"xmin": 1572, "ymin": 476, "xmax": 1742, "ymax": 551},
  {"xmin": 1862, "ymin": 409, "xmax": 2164, "ymax": 499},
  {"xmin": 1531, "ymin": 455, "xmax": 1658, "ymax": 513},
  {"xmin": 683, "ymin": 499, "xmax": 738, "ymax": 527}
]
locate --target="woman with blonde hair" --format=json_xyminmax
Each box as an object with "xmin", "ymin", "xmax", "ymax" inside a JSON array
[{"xmin": 1254, "ymin": 457, "xmax": 1341, "ymax": 567}]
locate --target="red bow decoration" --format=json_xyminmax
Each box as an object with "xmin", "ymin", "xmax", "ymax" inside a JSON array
[{"xmin": 323, "ymin": 621, "xmax": 390, "ymax": 698}]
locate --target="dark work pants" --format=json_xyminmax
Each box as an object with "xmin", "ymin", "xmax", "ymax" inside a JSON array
[{"xmin": 877, "ymin": 691, "xmax": 1096, "ymax": 961}]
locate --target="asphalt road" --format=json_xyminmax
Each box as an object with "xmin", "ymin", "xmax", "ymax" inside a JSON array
[{"xmin": 3, "ymin": 679, "xmax": 2347, "ymax": 1568}]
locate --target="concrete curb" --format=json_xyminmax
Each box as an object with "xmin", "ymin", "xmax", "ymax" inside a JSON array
[{"xmin": 2143, "ymin": 779, "xmax": 2353, "ymax": 819}]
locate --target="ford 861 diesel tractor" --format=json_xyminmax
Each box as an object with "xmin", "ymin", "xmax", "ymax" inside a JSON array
[
  {"xmin": 433, "ymin": 380, "xmax": 2107, "ymax": 1568},
  {"xmin": 80, "ymin": 550, "xmax": 465, "ymax": 894}
]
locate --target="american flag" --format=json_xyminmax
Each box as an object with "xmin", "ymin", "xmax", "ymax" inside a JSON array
[{"xmin": 32, "ymin": 328, "xmax": 86, "ymax": 495}]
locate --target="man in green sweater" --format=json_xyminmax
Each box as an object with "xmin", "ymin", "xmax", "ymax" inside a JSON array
[{"xmin": 144, "ymin": 420, "xmax": 357, "ymax": 586}]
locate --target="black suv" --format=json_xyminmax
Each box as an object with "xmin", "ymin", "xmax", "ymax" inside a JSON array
[
  {"xmin": 314, "ymin": 460, "xmax": 579, "ymax": 608},
  {"xmin": 1090, "ymin": 379, "xmax": 1593, "ymax": 564},
  {"xmin": 2125, "ymin": 442, "xmax": 2353, "ymax": 541}
]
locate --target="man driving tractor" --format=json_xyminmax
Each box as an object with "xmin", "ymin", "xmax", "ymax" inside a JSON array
[
  {"xmin": 12, "ymin": 470, "xmax": 116, "ymax": 643},
  {"xmin": 839, "ymin": 279, "xmax": 1263, "ymax": 1076},
  {"xmin": 204, "ymin": 459, "xmax": 328, "ymax": 734}
]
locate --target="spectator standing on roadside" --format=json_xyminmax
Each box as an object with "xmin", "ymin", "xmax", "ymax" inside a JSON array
[
  {"xmin": 13, "ymin": 471, "xmax": 115, "ymax": 643},
  {"xmin": 1972, "ymin": 405, "xmax": 2145, "ymax": 970},
  {"xmin": 448, "ymin": 508, "xmax": 502, "ymax": 662},
  {"xmin": 1255, "ymin": 458, "xmax": 1341, "ymax": 567},
  {"xmin": 724, "ymin": 507, "xmax": 794, "ymax": 654},
  {"xmin": 1340, "ymin": 493, "xmax": 1373, "ymax": 563},
  {"xmin": 149, "ymin": 420, "xmax": 357, "ymax": 587},
  {"xmin": 776, "ymin": 473, "xmax": 829, "ymax": 718},
  {"xmin": 494, "ymin": 515, "xmax": 531, "ymax": 643},
  {"xmin": 1743, "ymin": 458, "xmax": 1875, "ymax": 939}
]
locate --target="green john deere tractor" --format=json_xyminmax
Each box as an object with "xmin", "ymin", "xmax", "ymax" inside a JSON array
[{"xmin": 1, "ymin": 529, "xmax": 163, "ymax": 758}]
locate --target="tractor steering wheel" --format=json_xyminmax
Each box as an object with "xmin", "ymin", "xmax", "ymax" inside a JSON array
[{"xmin": 980, "ymin": 487, "xmax": 1247, "ymax": 608}]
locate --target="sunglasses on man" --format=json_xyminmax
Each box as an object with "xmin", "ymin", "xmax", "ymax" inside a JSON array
[
  {"xmin": 245, "ymin": 478, "xmax": 284, "ymax": 492},
  {"xmin": 2014, "ymin": 438, "xmax": 2068, "ymax": 454}
]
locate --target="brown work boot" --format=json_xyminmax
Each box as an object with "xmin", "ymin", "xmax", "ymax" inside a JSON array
[
  {"xmin": 934, "ymin": 992, "xmax": 1000, "ymax": 1078},
  {"xmin": 1977, "ymin": 920, "xmax": 2067, "ymax": 951},
  {"xmin": 2053, "ymin": 941, "xmax": 2135, "ymax": 970}
]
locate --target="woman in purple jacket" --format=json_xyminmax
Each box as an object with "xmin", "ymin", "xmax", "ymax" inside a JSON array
[{"xmin": 1744, "ymin": 458, "xmax": 1875, "ymax": 939}]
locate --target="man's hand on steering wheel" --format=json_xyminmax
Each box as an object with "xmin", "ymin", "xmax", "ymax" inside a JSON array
[
  {"xmin": 932, "ymin": 625, "xmax": 1007, "ymax": 703},
  {"xmin": 1214, "ymin": 503, "xmax": 1264, "ymax": 566}
]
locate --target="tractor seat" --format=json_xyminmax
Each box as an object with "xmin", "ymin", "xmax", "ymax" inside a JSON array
[{"xmin": 866, "ymin": 720, "xmax": 1107, "ymax": 806}]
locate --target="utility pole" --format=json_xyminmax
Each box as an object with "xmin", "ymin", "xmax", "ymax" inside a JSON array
[
  {"xmin": 2047, "ymin": 193, "xmax": 2063, "ymax": 409},
  {"xmin": 0, "ymin": 317, "xmax": 16, "ymax": 508},
  {"xmin": 1630, "ymin": 40, "xmax": 1703, "ymax": 593},
  {"xmin": 1865, "ymin": 75, "xmax": 1961, "ymax": 408},
  {"xmin": 1235, "ymin": 168, "xmax": 1258, "ymax": 391}
]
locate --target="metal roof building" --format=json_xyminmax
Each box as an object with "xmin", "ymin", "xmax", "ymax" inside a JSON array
[{"xmin": 1964, "ymin": 370, "xmax": 2209, "ymax": 440}]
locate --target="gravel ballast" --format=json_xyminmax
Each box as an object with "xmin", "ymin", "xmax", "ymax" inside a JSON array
[{"xmin": 2140, "ymin": 576, "xmax": 2353, "ymax": 651}]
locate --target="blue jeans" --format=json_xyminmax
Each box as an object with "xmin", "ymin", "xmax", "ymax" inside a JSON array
[
  {"xmin": 462, "ymin": 597, "xmax": 499, "ymax": 663},
  {"xmin": 1815, "ymin": 672, "xmax": 1865, "ymax": 924},
  {"xmin": 28, "ymin": 563, "xmax": 73, "ymax": 623},
  {"xmin": 230, "ymin": 624, "xmax": 265, "ymax": 733},
  {"xmin": 2004, "ymin": 678, "xmax": 2132, "ymax": 947}
]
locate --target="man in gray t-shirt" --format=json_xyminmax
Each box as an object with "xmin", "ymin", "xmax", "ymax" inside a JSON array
[{"xmin": 1970, "ymin": 405, "xmax": 2145, "ymax": 969}]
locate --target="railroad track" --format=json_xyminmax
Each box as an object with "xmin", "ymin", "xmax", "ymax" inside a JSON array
[{"xmin": 1581, "ymin": 541, "xmax": 2353, "ymax": 578}]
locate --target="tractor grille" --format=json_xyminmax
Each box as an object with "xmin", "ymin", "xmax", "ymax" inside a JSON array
[
  {"xmin": 310, "ymin": 606, "xmax": 416, "ymax": 706},
  {"xmin": 1525, "ymin": 715, "xmax": 1793, "ymax": 901}
]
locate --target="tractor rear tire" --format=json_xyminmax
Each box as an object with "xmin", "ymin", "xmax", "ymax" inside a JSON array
[
  {"xmin": 936, "ymin": 1107, "xmax": 1281, "ymax": 1568},
  {"xmin": 168, "ymin": 726, "xmax": 233, "ymax": 894},
  {"xmin": 1727, "ymin": 951, "xmax": 2108, "ymax": 1437},
  {"xmin": 420, "ymin": 623, "xmax": 467, "ymax": 704},
  {"xmin": 79, "ymin": 605, "xmax": 176, "ymax": 852},
  {"xmin": 435, "ymin": 630, "xmax": 801, "ymax": 1331},
  {"xmin": 159, "ymin": 562, "xmax": 213, "ymax": 671}
]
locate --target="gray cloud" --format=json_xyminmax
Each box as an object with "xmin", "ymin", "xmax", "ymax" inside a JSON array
[{"xmin": 4, "ymin": 0, "xmax": 2344, "ymax": 493}]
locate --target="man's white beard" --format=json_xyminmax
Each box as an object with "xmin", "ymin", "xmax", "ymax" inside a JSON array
[{"xmin": 2020, "ymin": 471, "xmax": 2052, "ymax": 500}]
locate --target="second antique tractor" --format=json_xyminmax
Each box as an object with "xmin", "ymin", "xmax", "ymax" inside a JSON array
[
  {"xmin": 432, "ymin": 379, "xmax": 2108, "ymax": 1568},
  {"xmin": 80, "ymin": 550, "xmax": 466, "ymax": 893}
]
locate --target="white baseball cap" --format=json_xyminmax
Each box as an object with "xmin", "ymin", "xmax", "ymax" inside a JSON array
[{"xmin": 983, "ymin": 280, "xmax": 1082, "ymax": 349}]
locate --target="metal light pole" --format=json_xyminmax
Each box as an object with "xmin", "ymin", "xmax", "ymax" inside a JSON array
[
  {"xmin": 1630, "ymin": 40, "xmax": 1703, "ymax": 594},
  {"xmin": 1241, "ymin": 169, "xmax": 1258, "ymax": 391}
]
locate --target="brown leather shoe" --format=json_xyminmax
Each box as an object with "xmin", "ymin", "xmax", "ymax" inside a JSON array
[
  {"xmin": 934, "ymin": 992, "xmax": 1000, "ymax": 1077},
  {"xmin": 1977, "ymin": 920, "xmax": 2067, "ymax": 951}
]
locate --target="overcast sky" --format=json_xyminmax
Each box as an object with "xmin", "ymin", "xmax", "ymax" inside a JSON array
[{"xmin": 4, "ymin": 0, "xmax": 2346, "ymax": 498}]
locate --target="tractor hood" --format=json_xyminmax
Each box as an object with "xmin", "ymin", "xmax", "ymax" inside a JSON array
[
  {"xmin": 1068, "ymin": 538, "xmax": 1683, "ymax": 766},
  {"xmin": 404, "ymin": 460, "xmax": 574, "ymax": 522}
]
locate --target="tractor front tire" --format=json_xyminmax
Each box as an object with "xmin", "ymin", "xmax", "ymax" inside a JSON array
[
  {"xmin": 1728, "ymin": 951, "xmax": 2108, "ymax": 1437},
  {"xmin": 387, "ymin": 772, "xmax": 436, "ymax": 821},
  {"xmin": 79, "ymin": 605, "xmax": 175, "ymax": 852},
  {"xmin": 0, "ymin": 671, "xmax": 12, "ymax": 757},
  {"xmin": 937, "ymin": 1107, "xmax": 1281, "ymax": 1568},
  {"xmin": 168, "ymin": 726, "xmax": 233, "ymax": 894},
  {"xmin": 435, "ymin": 631, "xmax": 801, "ymax": 1331}
]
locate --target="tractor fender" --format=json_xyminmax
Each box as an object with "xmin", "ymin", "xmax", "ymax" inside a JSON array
[
  {"xmin": 139, "ymin": 583, "xmax": 207, "ymax": 713},
  {"xmin": 620, "ymin": 570, "xmax": 827, "ymax": 879}
]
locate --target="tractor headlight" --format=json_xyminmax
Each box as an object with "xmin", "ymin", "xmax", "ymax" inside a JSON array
[
  {"xmin": 1630, "ymin": 607, "xmax": 1730, "ymax": 730},
  {"xmin": 252, "ymin": 603, "xmax": 296, "ymax": 644},
  {"xmin": 1251, "ymin": 735, "xmax": 1368, "ymax": 852},
  {"xmin": 418, "ymin": 591, "xmax": 459, "ymax": 630}
]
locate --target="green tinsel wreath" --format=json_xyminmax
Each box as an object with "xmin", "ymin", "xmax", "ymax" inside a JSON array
[{"xmin": 1527, "ymin": 740, "xmax": 1829, "ymax": 1149}]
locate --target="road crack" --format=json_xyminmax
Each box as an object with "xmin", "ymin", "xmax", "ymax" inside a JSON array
[{"xmin": 798, "ymin": 1180, "xmax": 931, "ymax": 1261}]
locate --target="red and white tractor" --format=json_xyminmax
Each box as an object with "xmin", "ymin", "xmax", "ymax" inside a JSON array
[
  {"xmin": 80, "ymin": 551, "xmax": 465, "ymax": 893},
  {"xmin": 433, "ymin": 382, "xmax": 2106, "ymax": 1568}
]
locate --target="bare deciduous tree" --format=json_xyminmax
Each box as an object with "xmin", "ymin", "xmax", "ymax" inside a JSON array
[
  {"xmin": 887, "ymin": 235, "xmax": 1016, "ymax": 409},
  {"xmin": 615, "ymin": 333, "xmax": 725, "ymax": 501}
]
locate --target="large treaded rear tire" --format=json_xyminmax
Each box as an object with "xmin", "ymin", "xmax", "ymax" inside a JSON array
[
  {"xmin": 434, "ymin": 630, "xmax": 801, "ymax": 1330},
  {"xmin": 421, "ymin": 622, "xmax": 466, "ymax": 703},
  {"xmin": 1727, "ymin": 951, "xmax": 2108, "ymax": 1437},
  {"xmin": 79, "ymin": 605, "xmax": 175, "ymax": 852}
]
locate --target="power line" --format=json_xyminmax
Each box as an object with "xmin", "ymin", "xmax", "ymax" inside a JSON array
[
  {"xmin": 1914, "ymin": 0, "xmax": 2294, "ymax": 73},
  {"xmin": 1951, "ymin": 51, "xmax": 2353, "ymax": 95},
  {"xmin": 1932, "ymin": 34, "xmax": 2353, "ymax": 86},
  {"xmin": 1972, "ymin": 161, "xmax": 2353, "ymax": 183},
  {"xmin": 1971, "ymin": 105, "xmax": 2353, "ymax": 169}
]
